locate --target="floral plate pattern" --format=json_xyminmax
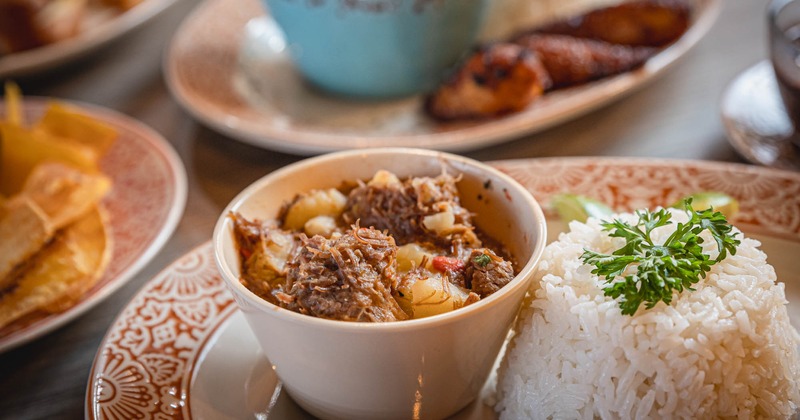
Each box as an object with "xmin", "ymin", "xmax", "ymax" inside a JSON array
[
  {"xmin": 86, "ymin": 158, "xmax": 800, "ymax": 419},
  {"xmin": 87, "ymin": 244, "xmax": 233, "ymax": 419},
  {"xmin": 497, "ymin": 157, "xmax": 800, "ymax": 239}
]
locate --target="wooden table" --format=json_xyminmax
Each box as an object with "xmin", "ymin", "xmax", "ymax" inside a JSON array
[{"xmin": 0, "ymin": 0, "xmax": 769, "ymax": 417}]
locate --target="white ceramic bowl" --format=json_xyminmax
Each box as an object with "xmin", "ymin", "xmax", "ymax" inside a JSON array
[{"xmin": 213, "ymin": 148, "xmax": 547, "ymax": 419}]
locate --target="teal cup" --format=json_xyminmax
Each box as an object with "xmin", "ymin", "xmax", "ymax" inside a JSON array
[{"xmin": 262, "ymin": 0, "xmax": 488, "ymax": 98}]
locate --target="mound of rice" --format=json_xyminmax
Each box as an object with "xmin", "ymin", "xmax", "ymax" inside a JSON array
[{"xmin": 496, "ymin": 208, "xmax": 800, "ymax": 419}]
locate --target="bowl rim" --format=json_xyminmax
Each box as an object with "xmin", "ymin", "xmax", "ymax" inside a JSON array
[{"xmin": 212, "ymin": 147, "xmax": 547, "ymax": 332}]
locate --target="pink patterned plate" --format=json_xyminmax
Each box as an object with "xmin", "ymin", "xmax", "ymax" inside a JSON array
[
  {"xmin": 0, "ymin": 98, "xmax": 187, "ymax": 352},
  {"xmin": 85, "ymin": 158, "xmax": 800, "ymax": 419}
]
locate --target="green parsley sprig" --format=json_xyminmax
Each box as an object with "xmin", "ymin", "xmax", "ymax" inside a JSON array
[{"xmin": 580, "ymin": 199, "xmax": 740, "ymax": 315}]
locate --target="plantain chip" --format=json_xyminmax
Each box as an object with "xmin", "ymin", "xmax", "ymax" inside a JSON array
[
  {"xmin": 0, "ymin": 205, "xmax": 111, "ymax": 329},
  {"xmin": 0, "ymin": 123, "xmax": 99, "ymax": 195},
  {"xmin": 21, "ymin": 162, "xmax": 111, "ymax": 228},
  {"xmin": 4, "ymin": 81, "xmax": 23, "ymax": 126},
  {"xmin": 0, "ymin": 163, "xmax": 110, "ymax": 288},
  {"xmin": 36, "ymin": 102, "xmax": 116, "ymax": 155},
  {"xmin": 0, "ymin": 198, "xmax": 53, "ymax": 292},
  {"xmin": 0, "ymin": 84, "xmax": 115, "ymax": 333},
  {"xmin": 1, "ymin": 83, "xmax": 116, "ymax": 196}
]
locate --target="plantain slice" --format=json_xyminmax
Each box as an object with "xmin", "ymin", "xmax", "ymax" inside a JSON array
[
  {"xmin": 425, "ymin": 43, "xmax": 552, "ymax": 121},
  {"xmin": 21, "ymin": 161, "xmax": 111, "ymax": 228},
  {"xmin": 0, "ymin": 205, "xmax": 111, "ymax": 329},
  {"xmin": 525, "ymin": 0, "xmax": 691, "ymax": 48},
  {"xmin": 0, "ymin": 163, "xmax": 110, "ymax": 286},
  {"xmin": 37, "ymin": 102, "xmax": 117, "ymax": 156},
  {"xmin": 517, "ymin": 34, "xmax": 656, "ymax": 89},
  {"xmin": 0, "ymin": 198, "xmax": 53, "ymax": 292}
]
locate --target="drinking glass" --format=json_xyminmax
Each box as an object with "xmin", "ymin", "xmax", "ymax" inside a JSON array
[{"xmin": 770, "ymin": 0, "xmax": 800, "ymax": 148}]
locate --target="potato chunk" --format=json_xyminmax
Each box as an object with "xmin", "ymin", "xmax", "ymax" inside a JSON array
[
  {"xmin": 395, "ymin": 271, "xmax": 472, "ymax": 319},
  {"xmin": 304, "ymin": 215, "xmax": 339, "ymax": 238},
  {"xmin": 396, "ymin": 243, "xmax": 432, "ymax": 272},
  {"xmin": 367, "ymin": 170, "xmax": 401, "ymax": 188},
  {"xmin": 283, "ymin": 188, "xmax": 347, "ymax": 231},
  {"xmin": 422, "ymin": 208, "xmax": 455, "ymax": 235}
]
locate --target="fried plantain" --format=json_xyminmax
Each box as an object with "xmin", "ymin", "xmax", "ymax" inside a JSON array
[
  {"xmin": 517, "ymin": 34, "xmax": 656, "ymax": 88},
  {"xmin": 0, "ymin": 198, "xmax": 52, "ymax": 292},
  {"xmin": 424, "ymin": 0, "xmax": 690, "ymax": 122},
  {"xmin": 0, "ymin": 86, "xmax": 115, "ymax": 335},
  {"xmin": 0, "ymin": 163, "xmax": 110, "ymax": 289},
  {"xmin": 21, "ymin": 162, "xmax": 111, "ymax": 228},
  {"xmin": 523, "ymin": 0, "xmax": 691, "ymax": 48},
  {"xmin": 0, "ymin": 205, "xmax": 110, "ymax": 329},
  {"xmin": 425, "ymin": 43, "xmax": 552, "ymax": 121}
]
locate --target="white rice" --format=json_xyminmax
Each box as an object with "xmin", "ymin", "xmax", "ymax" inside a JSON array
[{"xmin": 496, "ymin": 208, "xmax": 800, "ymax": 419}]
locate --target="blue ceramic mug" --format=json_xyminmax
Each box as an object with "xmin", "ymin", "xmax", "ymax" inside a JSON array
[{"xmin": 263, "ymin": 0, "xmax": 488, "ymax": 98}]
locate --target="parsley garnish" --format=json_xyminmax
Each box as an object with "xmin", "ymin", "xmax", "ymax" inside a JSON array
[
  {"xmin": 580, "ymin": 200, "xmax": 740, "ymax": 315},
  {"xmin": 474, "ymin": 253, "xmax": 491, "ymax": 267}
]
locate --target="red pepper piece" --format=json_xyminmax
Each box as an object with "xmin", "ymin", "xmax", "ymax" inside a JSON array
[{"xmin": 432, "ymin": 256, "xmax": 465, "ymax": 273}]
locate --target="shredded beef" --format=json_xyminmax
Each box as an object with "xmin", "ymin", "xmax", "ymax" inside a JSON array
[
  {"xmin": 342, "ymin": 172, "xmax": 476, "ymax": 246},
  {"xmin": 230, "ymin": 212, "xmax": 300, "ymax": 306},
  {"xmin": 283, "ymin": 226, "xmax": 408, "ymax": 322},
  {"xmin": 232, "ymin": 171, "xmax": 518, "ymax": 322},
  {"xmin": 230, "ymin": 212, "xmax": 269, "ymax": 258},
  {"xmin": 342, "ymin": 180, "xmax": 420, "ymax": 245}
]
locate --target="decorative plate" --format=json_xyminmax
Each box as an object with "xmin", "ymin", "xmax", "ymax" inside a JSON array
[
  {"xmin": 86, "ymin": 157, "xmax": 800, "ymax": 419},
  {"xmin": 164, "ymin": 0, "xmax": 720, "ymax": 155},
  {"xmin": 0, "ymin": 98, "xmax": 188, "ymax": 352}
]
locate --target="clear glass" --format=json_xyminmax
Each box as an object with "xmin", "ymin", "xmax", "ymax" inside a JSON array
[{"xmin": 770, "ymin": 0, "xmax": 800, "ymax": 148}]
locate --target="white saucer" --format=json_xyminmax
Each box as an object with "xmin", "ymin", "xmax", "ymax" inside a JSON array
[
  {"xmin": 721, "ymin": 60, "xmax": 800, "ymax": 171},
  {"xmin": 165, "ymin": 0, "xmax": 720, "ymax": 155},
  {"xmin": 87, "ymin": 157, "xmax": 800, "ymax": 419}
]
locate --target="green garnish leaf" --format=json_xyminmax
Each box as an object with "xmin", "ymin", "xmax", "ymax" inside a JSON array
[
  {"xmin": 474, "ymin": 253, "xmax": 491, "ymax": 267},
  {"xmin": 551, "ymin": 193, "xmax": 614, "ymax": 224},
  {"xmin": 580, "ymin": 199, "xmax": 740, "ymax": 316}
]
